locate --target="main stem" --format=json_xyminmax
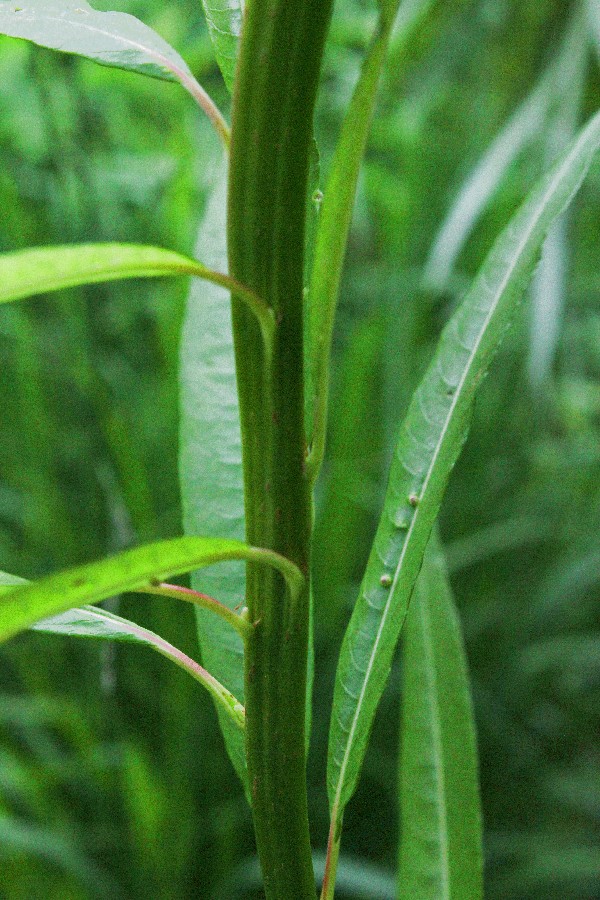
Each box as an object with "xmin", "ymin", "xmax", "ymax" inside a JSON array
[{"xmin": 228, "ymin": 0, "xmax": 332, "ymax": 897}]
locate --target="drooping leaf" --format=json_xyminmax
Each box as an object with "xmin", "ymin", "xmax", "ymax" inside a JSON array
[
  {"xmin": 32, "ymin": 606, "xmax": 245, "ymax": 728},
  {"xmin": 327, "ymin": 108, "xmax": 600, "ymax": 823},
  {"xmin": 179, "ymin": 159, "xmax": 248, "ymax": 785},
  {"xmin": 0, "ymin": 243, "xmax": 269, "ymax": 325},
  {"xmin": 0, "ymin": 535, "xmax": 301, "ymax": 644},
  {"xmin": 0, "ymin": 1, "xmax": 193, "ymax": 82},
  {"xmin": 200, "ymin": 0, "xmax": 242, "ymax": 92},
  {"xmin": 398, "ymin": 534, "xmax": 482, "ymax": 899}
]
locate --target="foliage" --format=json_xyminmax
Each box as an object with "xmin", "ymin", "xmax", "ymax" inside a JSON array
[{"xmin": 0, "ymin": 0, "xmax": 599, "ymax": 897}]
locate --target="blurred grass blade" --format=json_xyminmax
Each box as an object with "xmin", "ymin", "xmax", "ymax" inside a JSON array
[
  {"xmin": 528, "ymin": 19, "xmax": 588, "ymax": 387},
  {"xmin": 398, "ymin": 534, "xmax": 482, "ymax": 899},
  {"xmin": 423, "ymin": 8, "xmax": 588, "ymax": 291},
  {"xmin": 32, "ymin": 606, "xmax": 246, "ymax": 728},
  {"xmin": 423, "ymin": 82, "xmax": 549, "ymax": 290},
  {"xmin": 326, "ymin": 107, "xmax": 600, "ymax": 842},
  {"xmin": 0, "ymin": 535, "xmax": 302, "ymax": 644},
  {"xmin": 200, "ymin": 0, "xmax": 242, "ymax": 92},
  {"xmin": 179, "ymin": 160, "xmax": 248, "ymax": 785},
  {"xmin": 307, "ymin": 0, "xmax": 433, "ymax": 480},
  {"xmin": 0, "ymin": 243, "xmax": 270, "ymax": 329},
  {"xmin": 0, "ymin": 1, "xmax": 230, "ymax": 143}
]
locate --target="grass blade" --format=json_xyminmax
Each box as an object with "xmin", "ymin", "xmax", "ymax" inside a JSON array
[
  {"xmin": 199, "ymin": 0, "xmax": 242, "ymax": 92},
  {"xmin": 528, "ymin": 17, "xmax": 588, "ymax": 387},
  {"xmin": 32, "ymin": 606, "xmax": 246, "ymax": 729},
  {"xmin": 0, "ymin": 535, "xmax": 302, "ymax": 644},
  {"xmin": 326, "ymin": 107, "xmax": 600, "ymax": 852},
  {"xmin": 423, "ymin": 7, "xmax": 588, "ymax": 291},
  {"xmin": 0, "ymin": 243, "xmax": 271, "ymax": 334},
  {"xmin": 0, "ymin": 1, "xmax": 229, "ymax": 143},
  {"xmin": 179, "ymin": 160, "xmax": 248, "ymax": 785},
  {"xmin": 398, "ymin": 534, "xmax": 482, "ymax": 899}
]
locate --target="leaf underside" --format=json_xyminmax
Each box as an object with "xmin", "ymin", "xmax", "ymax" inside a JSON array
[
  {"xmin": 0, "ymin": 1, "xmax": 192, "ymax": 82},
  {"xmin": 179, "ymin": 161, "xmax": 248, "ymax": 787}
]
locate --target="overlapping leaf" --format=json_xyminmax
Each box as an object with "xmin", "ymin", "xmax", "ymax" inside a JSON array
[
  {"xmin": 327, "ymin": 109, "xmax": 600, "ymax": 822},
  {"xmin": 200, "ymin": 0, "xmax": 242, "ymax": 92},
  {"xmin": 179, "ymin": 161, "xmax": 248, "ymax": 785},
  {"xmin": 398, "ymin": 535, "xmax": 482, "ymax": 899},
  {"xmin": 0, "ymin": 535, "xmax": 301, "ymax": 644},
  {"xmin": 0, "ymin": 569, "xmax": 245, "ymax": 726}
]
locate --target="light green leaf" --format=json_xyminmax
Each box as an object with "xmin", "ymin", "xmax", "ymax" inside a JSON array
[
  {"xmin": 0, "ymin": 1, "xmax": 193, "ymax": 83},
  {"xmin": 0, "ymin": 243, "xmax": 270, "ymax": 329},
  {"xmin": 327, "ymin": 108, "xmax": 600, "ymax": 822},
  {"xmin": 398, "ymin": 534, "xmax": 482, "ymax": 899},
  {"xmin": 200, "ymin": 0, "xmax": 242, "ymax": 92},
  {"xmin": 0, "ymin": 1, "xmax": 231, "ymax": 144},
  {"xmin": 179, "ymin": 159, "xmax": 248, "ymax": 785},
  {"xmin": 0, "ymin": 535, "xmax": 302, "ymax": 645},
  {"xmin": 32, "ymin": 605, "xmax": 246, "ymax": 728}
]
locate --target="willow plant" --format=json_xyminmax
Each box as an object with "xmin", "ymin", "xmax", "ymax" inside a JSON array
[{"xmin": 0, "ymin": 1, "xmax": 598, "ymax": 897}]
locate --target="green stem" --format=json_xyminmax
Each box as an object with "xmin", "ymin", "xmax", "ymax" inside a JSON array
[
  {"xmin": 320, "ymin": 810, "xmax": 342, "ymax": 900},
  {"xmin": 227, "ymin": 0, "xmax": 333, "ymax": 895},
  {"xmin": 138, "ymin": 582, "xmax": 253, "ymax": 641}
]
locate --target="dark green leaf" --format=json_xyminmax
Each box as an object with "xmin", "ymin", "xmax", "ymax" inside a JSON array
[{"xmin": 398, "ymin": 534, "xmax": 482, "ymax": 899}]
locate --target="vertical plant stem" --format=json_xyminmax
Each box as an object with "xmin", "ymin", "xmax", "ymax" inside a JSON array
[{"xmin": 227, "ymin": 0, "xmax": 333, "ymax": 896}]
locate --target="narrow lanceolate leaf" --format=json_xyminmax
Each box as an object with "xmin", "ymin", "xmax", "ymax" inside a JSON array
[
  {"xmin": 0, "ymin": 1, "xmax": 192, "ymax": 82},
  {"xmin": 179, "ymin": 160, "xmax": 248, "ymax": 785},
  {"xmin": 306, "ymin": 0, "xmax": 406, "ymax": 479},
  {"xmin": 0, "ymin": 535, "xmax": 302, "ymax": 644},
  {"xmin": 0, "ymin": 243, "xmax": 270, "ymax": 330},
  {"xmin": 200, "ymin": 0, "xmax": 242, "ymax": 92},
  {"xmin": 32, "ymin": 606, "xmax": 245, "ymax": 728},
  {"xmin": 0, "ymin": 2, "xmax": 230, "ymax": 144},
  {"xmin": 398, "ymin": 535, "xmax": 482, "ymax": 899},
  {"xmin": 327, "ymin": 109, "xmax": 600, "ymax": 821}
]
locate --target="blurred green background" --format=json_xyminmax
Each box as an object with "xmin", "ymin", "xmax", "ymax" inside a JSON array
[{"xmin": 1, "ymin": 0, "xmax": 599, "ymax": 897}]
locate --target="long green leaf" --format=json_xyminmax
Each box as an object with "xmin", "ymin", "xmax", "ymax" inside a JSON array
[
  {"xmin": 33, "ymin": 606, "xmax": 246, "ymax": 728},
  {"xmin": 307, "ymin": 0, "xmax": 427, "ymax": 480},
  {"xmin": 327, "ymin": 108, "xmax": 600, "ymax": 826},
  {"xmin": 398, "ymin": 534, "xmax": 482, "ymax": 899},
  {"xmin": 0, "ymin": 243, "xmax": 270, "ymax": 331},
  {"xmin": 200, "ymin": 0, "xmax": 242, "ymax": 92},
  {"xmin": 179, "ymin": 160, "xmax": 248, "ymax": 785},
  {"xmin": 0, "ymin": 535, "xmax": 302, "ymax": 644},
  {"xmin": 0, "ymin": 1, "xmax": 230, "ymax": 144}
]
